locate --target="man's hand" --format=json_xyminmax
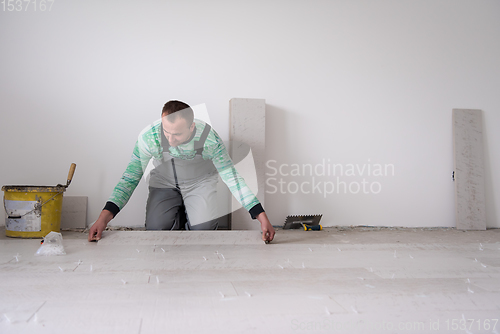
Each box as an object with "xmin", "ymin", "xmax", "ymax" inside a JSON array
[
  {"xmin": 256, "ymin": 212, "xmax": 275, "ymax": 242},
  {"xmin": 88, "ymin": 210, "xmax": 113, "ymax": 242}
]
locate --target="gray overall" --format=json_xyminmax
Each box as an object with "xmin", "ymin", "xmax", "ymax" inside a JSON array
[{"xmin": 146, "ymin": 124, "xmax": 219, "ymax": 230}]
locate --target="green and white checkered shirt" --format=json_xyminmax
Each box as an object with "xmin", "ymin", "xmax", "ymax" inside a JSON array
[{"xmin": 107, "ymin": 118, "xmax": 262, "ymax": 217}]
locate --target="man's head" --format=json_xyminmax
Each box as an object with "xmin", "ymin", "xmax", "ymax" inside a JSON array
[{"xmin": 161, "ymin": 100, "xmax": 195, "ymax": 147}]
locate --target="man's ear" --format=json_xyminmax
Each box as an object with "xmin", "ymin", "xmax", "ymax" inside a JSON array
[{"xmin": 190, "ymin": 122, "xmax": 195, "ymax": 132}]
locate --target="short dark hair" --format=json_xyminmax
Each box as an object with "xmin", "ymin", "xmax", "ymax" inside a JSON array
[{"xmin": 162, "ymin": 100, "xmax": 194, "ymax": 125}]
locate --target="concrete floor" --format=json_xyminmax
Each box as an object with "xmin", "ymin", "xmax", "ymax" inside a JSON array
[{"xmin": 1, "ymin": 226, "xmax": 499, "ymax": 334}]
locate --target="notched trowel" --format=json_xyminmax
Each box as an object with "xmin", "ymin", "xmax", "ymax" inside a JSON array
[{"xmin": 283, "ymin": 214, "xmax": 323, "ymax": 230}]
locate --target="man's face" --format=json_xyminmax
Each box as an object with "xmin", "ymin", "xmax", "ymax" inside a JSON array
[{"xmin": 161, "ymin": 115, "xmax": 194, "ymax": 147}]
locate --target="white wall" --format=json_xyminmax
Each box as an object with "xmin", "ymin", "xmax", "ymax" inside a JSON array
[{"xmin": 1, "ymin": 0, "xmax": 498, "ymax": 229}]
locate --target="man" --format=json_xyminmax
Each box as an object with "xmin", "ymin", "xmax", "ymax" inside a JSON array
[{"xmin": 88, "ymin": 101, "xmax": 275, "ymax": 242}]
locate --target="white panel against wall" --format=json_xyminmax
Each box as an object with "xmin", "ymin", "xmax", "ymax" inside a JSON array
[
  {"xmin": 60, "ymin": 196, "xmax": 88, "ymax": 229},
  {"xmin": 452, "ymin": 109, "xmax": 486, "ymax": 230},
  {"xmin": 229, "ymin": 98, "xmax": 266, "ymax": 230}
]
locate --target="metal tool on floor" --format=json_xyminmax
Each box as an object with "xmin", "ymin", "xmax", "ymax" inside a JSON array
[{"xmin": 283, "ymin": 214, "xmax": 323, "ymax": 230}]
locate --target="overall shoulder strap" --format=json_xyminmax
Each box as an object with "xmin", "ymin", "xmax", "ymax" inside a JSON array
[
  {"xmin": 194, "ymin": 124, "xmax": 211, "ymax": 155},
  {"xmin": 161, "ymin": 124, "xmax": 170, "ymax": 151}
]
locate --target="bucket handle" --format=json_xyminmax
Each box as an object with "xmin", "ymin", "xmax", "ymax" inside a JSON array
[{"xmin": 3, "ymin": 191, "xmax": 64, "ymax": 219}]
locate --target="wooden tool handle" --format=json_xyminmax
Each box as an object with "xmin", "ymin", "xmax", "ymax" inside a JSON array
[{"xmin": 67, "ymin": 163, "xmax": 77, "ymax": 183}]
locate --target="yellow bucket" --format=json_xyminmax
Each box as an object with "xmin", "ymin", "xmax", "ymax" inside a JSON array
[{"xmin": 2, "ymin": 185, "xmax": 66, "ymax": 238}]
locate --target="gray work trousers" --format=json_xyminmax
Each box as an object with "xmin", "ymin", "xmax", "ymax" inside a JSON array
[{"xmin": 145, "ymin": 175, "xmax": 219, "ymax": 230}]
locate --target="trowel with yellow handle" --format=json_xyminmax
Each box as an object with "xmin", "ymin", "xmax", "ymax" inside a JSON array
[
  {"xmin": 283, "ymin": 214, "xmax": 323, "ymax": 230},
  {"xmin": 57, "ymin": 163, "xmax": 77, "ymax": 188}
]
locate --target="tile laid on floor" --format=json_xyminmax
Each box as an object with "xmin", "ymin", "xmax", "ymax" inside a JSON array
[{"xmin": 1, "ymin": 228, "xmax": 500, "ymax": 334}]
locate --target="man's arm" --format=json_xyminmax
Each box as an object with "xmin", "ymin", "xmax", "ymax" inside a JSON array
[
  {"xmin": 204, "ymin": 128, "xmax": 275, "ymax": 241},
  {"xmin": 205, "ymin": 132, "xmax": 260, "ymax": 211},
  {"xmin": 106, "ymin": 138, "xmax": 153, "ymax": 211},
  {"xmin": 88, "ymin": 125, "xmax": 158, "ymax": 241}
]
